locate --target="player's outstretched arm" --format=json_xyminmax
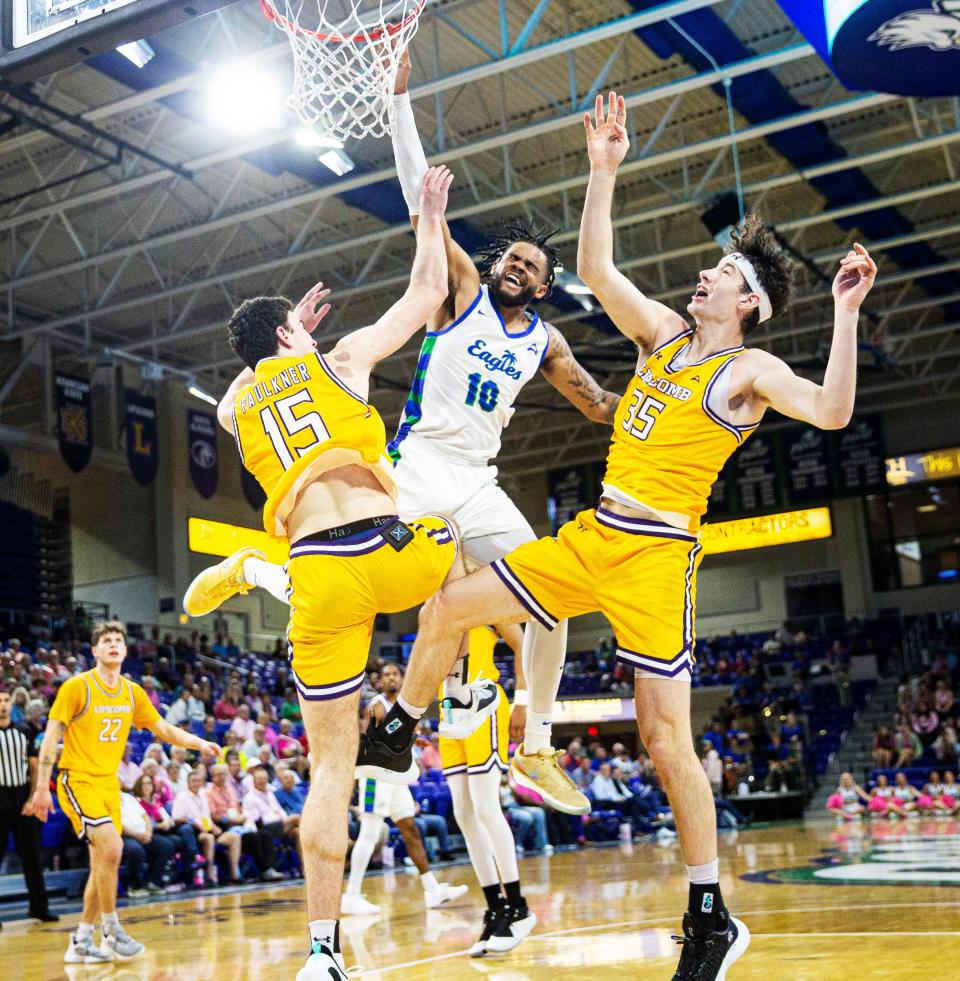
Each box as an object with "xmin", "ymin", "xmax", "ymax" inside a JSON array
[
  {"xmin": 393, "ymin": 49, "xmax": 479, "ymax": 324},
  {"xmin": 540, "ymin": 324, "xmax": 620, "ymax": 424},
  {"xmin": 578, "ymin": 92, "xmax": 686, "ymax": 349},
  {"xmin": 331, "ymin": 166, "xmax": 452, "ymax": 371},
  {"xmin": 150, "ymin": 717, "xmax": 220, "ymax": 758},
  {"xmin": 752, "ymin": 244, "xmax": 876, "ymax": 429}
]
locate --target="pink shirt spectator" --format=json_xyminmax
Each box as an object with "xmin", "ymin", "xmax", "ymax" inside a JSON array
[
  {"xmin": 276, "ymin": 734, "xmax": 300, "ymax": 758},
  {"xmin": 231, "ymin": 716, "xmax": 257, "ymax": 743},
  {"xmin": 243, "ymin": 786, "xmax": 286, "ymax": 826},
  {"xmin": 172, "ymin": 788, "xmax": 213, "ymax": 827},
  {"xmin": 117, "ymin": 759, "xmax": 142, "ymax": 791},
  {"xmin": 137, "ymin": 796, "xmax": 170, "ymax": 825},
  {"xmin": 214, "ymin": 699, "xmax": 239, "ymax": 721},
  {"xmin": 206, "ymin": 782, "xmax": 253, "ymax": 829}
]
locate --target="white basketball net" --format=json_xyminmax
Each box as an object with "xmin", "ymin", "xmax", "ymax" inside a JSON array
[{"xmin": 261, "ymin": 0, "xmax": 426, "ymax": 141}]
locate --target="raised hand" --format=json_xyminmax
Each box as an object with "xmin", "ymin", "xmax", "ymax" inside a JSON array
[
  {"xmin": 294, "ymin": 281, "xmax": 332, "ymax": 335},
  {"xmin": 394, "ymin": 45, "xmax": 412, "ymax": 95},
  {"xmin": 584, "ymin": 91, "xmax": 629, "ymax": 173},
  {"xmin": 833, "ymin": 243, "xmax": 877, "ymax": 312},
  {"xmin": 419, "ymin": 164, "xmax": 453, "ymax": 221}
]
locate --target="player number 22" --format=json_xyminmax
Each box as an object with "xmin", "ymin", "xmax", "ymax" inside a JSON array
[
  {"xmin": 622, "ymin": 391, "xmax": 666, "ymax": 441},
  {"xmin": 260, "ymin": 390, "xmax": 331, "ymax": 469},
  {"xmin": 98, "ymin": 717, "xmax": 123, "ymax": 742}
]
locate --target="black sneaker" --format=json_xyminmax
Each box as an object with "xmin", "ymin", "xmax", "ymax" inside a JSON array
[
  {"xmin": 671, "ymin": 912, "xmax": 750, "ymax": 980},
  {"xmin": 485, "ymin": 898, "xmax": 538, "ymax": 953},
  {"xmin": 355, "ymin": 723, "xmax": 418, "ymax": 785},
  {"xmin": 469, "ymin": 902, "xmax": 507, "ymax": 958}
]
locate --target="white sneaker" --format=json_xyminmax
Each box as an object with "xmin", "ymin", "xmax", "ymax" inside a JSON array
[
  {"xmin": 542, "ymin": 844, "xmax": 555, "ymax": 856},
  {"xmin": 295, "ymin": 944, "xmax": 348, "ymax": 981},
  {"xmin": 103, "ymin": 925, "xmax": 145, "ymax": 960},
  {"xmin": 340, "ymin": 893, "xmax": 381, "ymax": 916},
  {"xmin": 65, "ymin": 934, "xmax": 114, "ymax": 964},
  {"xmin": 438, "ymin": 681, "xmax": 500, "ymax": 739},
  {"xmin": 424, "ymin": 882, "xmax": 469, "ymax": 909}
]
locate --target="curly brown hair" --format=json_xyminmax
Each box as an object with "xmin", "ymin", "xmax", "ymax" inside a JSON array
[
  {"xmin": 725, "ymin": 213, "xmax": 796, "ymax": 336},
  {"xmin": 227, "ymin": 296, "xmax": 293, "ymax": 370}
]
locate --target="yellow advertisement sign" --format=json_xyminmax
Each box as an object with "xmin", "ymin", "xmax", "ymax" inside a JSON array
[
  {"xmin": 886, "ymin": 447, "xmax": 960, "ymax": 487},
  {"xmin": 188, "ymin": 517, "xmax": 289, "ymax": 564},
  {"xmin": 700, "ymin": 507, "xmax": 833, "ymax": 555},
  {"xmin": 552, "ymin": 698, "xmax": 634, "ymax": 724}
]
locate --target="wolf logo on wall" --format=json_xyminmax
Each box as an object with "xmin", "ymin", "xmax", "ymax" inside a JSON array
[{"xmin": 869, "ymin": 1, "xmax": 960, "ymax": 51}]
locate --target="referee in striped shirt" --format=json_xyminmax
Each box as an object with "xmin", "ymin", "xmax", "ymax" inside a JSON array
[{"xmin": 0, "ymin": 687, "xmax": 57, "ymax": 925}]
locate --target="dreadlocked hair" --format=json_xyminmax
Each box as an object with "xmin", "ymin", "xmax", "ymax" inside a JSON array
[
  {"xmin": 725, "ymin": 213, "xmax": 796, "ymax": 336},
  {"xmin": 476, "ymin": 221, "xmax": 562, "ymax": 299}
]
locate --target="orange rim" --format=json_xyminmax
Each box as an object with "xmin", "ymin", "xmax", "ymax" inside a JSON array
[{"xmin": 260, "ymin": 0, "xmax": 425, "ymax": 44}]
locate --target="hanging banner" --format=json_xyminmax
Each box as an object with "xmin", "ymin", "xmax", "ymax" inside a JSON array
[
  {"xmin": 123, "ymin": 390, "xmax": 158, "ymax": 486},
  {"xmin": 55, "ymin": 373, "xmax": 93, "ymax": 473},
  {"xmin": 834, "ymin": 413, "xmax": 886, "ymax": 495},
  {"xmin": 777, "ymin": 1, "xmax": 960, "ymax": 98},
  {"xmin": 240, "ymin": 461, "xmax": 267, "ymax": 511},
  {"xmin": 734, "ymin": 434, "xmax": 782, "ymax": 514},
  {"xmin": 783, "ymin": 425, "xmax": 834, "ymax": 506},
  {"xmin": 188, "ymin": 409, "xmax": 218, "ymax": 499}
]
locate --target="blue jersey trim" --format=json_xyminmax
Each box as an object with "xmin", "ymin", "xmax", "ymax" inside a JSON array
[
  {"xmin": 429, "ymin": 288, "xmax": 482, "ymax": 336},
  {"xmin": 496, "ymin": 301, "xmax": 541, "ymax": 340}
]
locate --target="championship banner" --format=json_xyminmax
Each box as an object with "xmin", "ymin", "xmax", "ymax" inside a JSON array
[
  {"xmin": 55, "ymin": 372, "xmax": 92, "ymax": 473},
  {"xmin": 777, "ymin": 1, "xmax": 960, "ymax": 97},
  {"xmin": 123, "ymin": 390, "xmax": 158, "ymax": 486},
  {"xmin": 188, "ymin": 409, "xmax": 218, "ymax": 499},
  {"xmin": 240, "ymin": 461, "xmax": 267, "ymax": 510}
]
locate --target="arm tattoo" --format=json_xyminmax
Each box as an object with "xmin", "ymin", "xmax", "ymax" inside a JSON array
[{"xmin": 544, "ymin": 325, "xmax": 619, "ymax": 425}]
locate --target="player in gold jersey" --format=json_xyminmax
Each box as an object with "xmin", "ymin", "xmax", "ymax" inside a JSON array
[
  {"xmin": 359, "ymin": 92, "xmax": 877, "ymax": 981},
  {"xmin": 200, "ymin": 167, "xmax": 496, "ymax": 981},
  {"xmin": 30, "ymin": 621, "xmax": 219, "ymax": 963}
]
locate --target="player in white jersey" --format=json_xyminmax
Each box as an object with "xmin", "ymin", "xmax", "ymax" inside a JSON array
[
  {"xmin": 343, "ymin": 663, "xmax": 468, "ymax": 915},
  {"xmin": 184, "ymin": 48, "xmax": 617, "ymax": 944}
]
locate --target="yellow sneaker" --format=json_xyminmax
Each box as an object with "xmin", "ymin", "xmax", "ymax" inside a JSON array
[
  {"xmin": 183, "ymin": 547, "xmax": 265, "ymax": 616},
  {"xmin": 509, "ymin": 746, "xmax": 590, "ymax": 815}
]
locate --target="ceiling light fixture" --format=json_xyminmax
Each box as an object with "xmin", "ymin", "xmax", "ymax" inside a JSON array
[
  {"xmin": 318, "ymin": 148, "xmax": 355, "ymax": 176},
  {"xmin": 116, "ymin": 39, "xmax": 155, "ymax": 68},
  {"xmin": 187, "ymin": 380, "xmax": 218, "ymax": 406},
  {"xmin": 204, "ymin": 62, "xmax": 287, "ymax": 135}
]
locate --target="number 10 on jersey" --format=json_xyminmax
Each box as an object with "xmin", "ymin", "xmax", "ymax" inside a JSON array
[{"xmin": 465, "ymin": 373, "xmax": 499, "ymax": 413}]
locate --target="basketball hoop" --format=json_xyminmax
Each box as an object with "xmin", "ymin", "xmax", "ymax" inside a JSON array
[{"xmin": 260, "ymin": 0, "xmax": 426, "ymax": 141}]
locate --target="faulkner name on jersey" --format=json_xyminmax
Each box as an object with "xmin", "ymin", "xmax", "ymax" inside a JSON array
[{"xmin": 237, "ymin": 361, "xmax": 313, "ymax": 414}]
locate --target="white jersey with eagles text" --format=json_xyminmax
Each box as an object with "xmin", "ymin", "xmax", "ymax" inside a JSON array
[{"xmin": 388, "ymin": 284, "xmax": 551, "ymax": 467}]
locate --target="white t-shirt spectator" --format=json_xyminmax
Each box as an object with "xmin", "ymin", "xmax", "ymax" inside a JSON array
[
  {"xmin": 243, "ymin": 786, "xmax": 287, "ymax": 826},
  {"xmin": 231, "ymin": 716, "xmax": 257, "ymax": 743},
  {"xmin": 186, "ymin": 695, "xmax": 206, "ymax": 722},
  {"xmin": 165, "ymin": 696, "xmax": 190, "ymax": 727},
  {"xmin": 120, "ymin": 792, "xmax": 149, "ymax": 837},
  {"xmin": 592, "ymin": 773, "xmax": 629, "ymax": 803},
  {"xmin": 167, "ymin": 767, "xmax": 189, "ymax": 797}
]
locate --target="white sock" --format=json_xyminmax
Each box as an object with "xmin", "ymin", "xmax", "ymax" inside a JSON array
[
  {"xmin": 396, "ymin": 694, "xmax": 426, "ymax": 719},
  {"xmin": 243, "ymin": 557, "xmax": 290, "ymax": 605},
  {"xmin": 443, "ymin": 655, "xmax": 470, "ymax": 703},
  {"xmin": 522, "ymin": 711, "xmax": 554, "ymax": 754},
  {"xmin": 346, "ymin": 815, "xmax": 380, "ymax": 895},
  {"xmin": 101, "ymin": 911, "xmax": 119, "ymax": 935},
  {"xmin": 686, "ymin": 859, "xmax": 720, "ymax": 884},
  {"xmin": 521, "ymin": 620, "xmax": 567, "ymax": 750},
  {"xmin": 420, "ymin": 871, "xmax": 439, "ymax": 892},
  {"xmin": 76, "ymin": 921, "xmax": 95, "ymax": 942},
  {"xmin": 308, "ymin": 918, "xmax": 338, "ymax": 952}
]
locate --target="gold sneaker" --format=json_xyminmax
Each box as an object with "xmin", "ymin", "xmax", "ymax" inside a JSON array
[
  {"xmin": 183, "ymin": 547, "xmax": 266, "ymax": 616},
  {"xmin": 510, "ymin": 746, "xmax": 590, "ymax": 815}
]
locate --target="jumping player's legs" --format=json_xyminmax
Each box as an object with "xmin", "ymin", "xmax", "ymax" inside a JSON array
[
  {"xmin": 446, "ymin": 774, "xmax": 498, "ymax": 886},
  {"xmin": 466, "ymin": 767, "xmax": 519, "ymax": 885}
]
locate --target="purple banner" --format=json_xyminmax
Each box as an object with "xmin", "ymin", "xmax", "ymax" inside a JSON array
[
  {"xmin": 124, "ymin": 390, "xmax": 158, "ymax": 487},
  {"xmin": 188, "ymin": 409, "xmax": 218, "ymax": 499},
  {"xmin": 55, "ymin": 373, "xmax": 93, "ymax": 473}
]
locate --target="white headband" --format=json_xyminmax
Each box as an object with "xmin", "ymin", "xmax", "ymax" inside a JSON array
[{"xmin": 723, "ymin": 252, "xmax": 773, "ymax": 324}]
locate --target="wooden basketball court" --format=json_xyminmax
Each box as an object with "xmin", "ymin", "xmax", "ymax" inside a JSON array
[{"xmin": 14, "ymin": 819, "xmax": 960, "ymax": 980}]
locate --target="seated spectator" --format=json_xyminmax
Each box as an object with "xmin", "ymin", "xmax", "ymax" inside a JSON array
[
  {"xmin": 611, "ymin": 743, "xmax": 638, "ymax": 779},
  {"xmin": 413, "ymin": 799, "xmax": 454, "ymax": 862},
  {"xmin": 275, "ymin": 718, "xmax": 310, "ymax": 779},
  {"xmin": 939, "ymin": 770, "xmax": 960, "ymax": 815},
  {"xmin": 779, "ymin": 711, "xmax": 804, "ymax": 745},
  {"xmin": 500, "ymin": 774, "xmax": 549, "ymax": 854},
  {"xmin": 911, "ymin": 700, "xmax": 941, "ymax": 748},
  {"xmin": 120, "ymin": 791, "xmax": 178, "ymax": 898},
  {"xmin": 230, "ymin": 703, "xmax": 257, "ymax": 744},
  {"xmin": 591, "ymin": 762, "xmax": 665, "ymax": 835},
  {"xmin": 241, "ymin": 724, "xmax": 273, "ymax": 762},
  {"xmin": 166, "ymin": 760, "xmax": 189, "ymax": 798},
  {"xmin": 185, "ymin": 684, "xmax": 207, "ymax": 722},
  {"xmin": 140, "ymin": 758, "xmax": 173, "ymax": 809},
  {"xmin": 274, "ymin": 768, "xmax": 306, "ymax": 816},
  {"xmin": 894, "ymin": 722, "xmax": 922, "ymax": 768},
  {"xmin": 571, "ymin": 757, "xmax": 595, "ymax": 791},
  {"xmin": 826, "ymin": 772, "xmax": 869, "ymax": 820},
  {"xmin": 280, "ymin": 687, "xmax": 302, "ymax": 723},
  {"xmin": 224, "ymin": 750, "xmax": 250, "ymax": 798},
  {"xmin": 118, "ymin": 742, "xmax": 142, "ymax": 793},
  {"xmin": 919, "ymin": 771, "xmax": 948, "ymax": 814},
  {"xmin": 141, "ymin": 676, "xmax": 162, "ymax": 712},
  {"xmin": 205, "ymin": 763, "xmax": 284, "ymax": 882},
  {"xmin": 244, "ymin": 765, "xmax": 300, "ymax": 861},
  {"xmin": 132, "ymin": 773, "xmax": 187, "ymax": 885},
  {"xmin": 701, "ymin": 742, "xmax": 723, "ymax": 797},
  {"xmin": 560, "ymin": 739, "xmax": 582, "ymax": 772},
  {"xmin": 872, "ymin": 724, "xmax": 895, "ymax": 769},
  {"xmin": 933, "ymin": 679, "xmax": 955, "ymax": 716},
  {"xmin": 213, "ymin": 686, "xmax": 241, "ymax": 722},
  {"xmin": 933, "ymin": 725, "xmax": 959, "ymax": 767},
  {"xmin": 10, "ymin": 687, "xmax": 29, "ymax": 725},
  {"xmin": 165, "ymin": 690, "xmax": 192, "ymax": 727},
  {"xmin": 702, "ymin": 720, "xmax": 726, "ymax": 754},
  {"xmin": 415, "ymin": 724, "xmax": 442, "ymax": 772},
  {"xmin": 172, "ymin": 768, "xmax": 242, "ymax": 886},
  {"xmin": 143, "ymin": 742, "xmax": 170, "ymax": 769}
]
